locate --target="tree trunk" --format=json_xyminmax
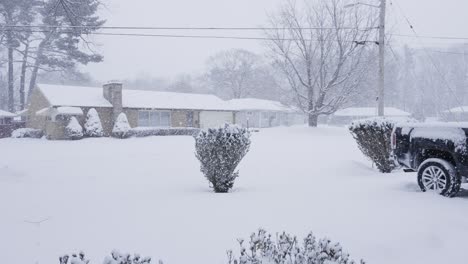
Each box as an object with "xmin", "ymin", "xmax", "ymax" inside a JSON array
[
  {"xmin": 7, "ymin": 45, "xmax": 14, "ymax": 112},
  {"xmin": 28, "ymin": 38, "xmax": 48, "ymax": 97},
  {"xmin": 308, "ymin": 113, "xmax": 318, "ymax": 127},
  {"xmin": 19, "ymin": 42, "xmax": 29, "ymax": 110}
]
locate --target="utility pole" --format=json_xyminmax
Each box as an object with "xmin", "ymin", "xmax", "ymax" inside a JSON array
[
  {"xmin": 378, "ymin": 0, "xmax": 386, "ymax": 116},
  {"xmin": 344, "ymin": 1, "xmax": 387, "ymax": 116}
]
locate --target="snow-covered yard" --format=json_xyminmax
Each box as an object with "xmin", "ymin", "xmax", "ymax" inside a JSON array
[{"xmin": 1, "ymin": 126, "xmax": 467, "ymax": 264}]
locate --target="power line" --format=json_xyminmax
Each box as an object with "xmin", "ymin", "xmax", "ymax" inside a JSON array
[
  {"xmin": 6, "ymin": 28, "xmax": 378, "ymax": 43},
  {"xmin": 1, "ymin": 24, "xmax": 378, "ymax": 31},
  {"xmin": 390, "ymin": 33, "xmax": 468, "ymax": 41},
  {"xmin": 5, "ymin": 23, "xmax": 468, "ymax": 41},
  {"xmin": 422, "ymin": 50, "xmax": 467, "ymax": 55}
]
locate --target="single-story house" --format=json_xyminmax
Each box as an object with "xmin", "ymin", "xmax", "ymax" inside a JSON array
[
  {"xmin": 27, "ymin": 82, "xmax": 236, "ymax": 139},
  {"xmin": 229, "ymin": 98, "xmax": 306, "ymax": 128},
  {"xmin": 328, "ymin": 107, "xmax": 412, "ymax": 126},
  {"xmin": 441, "ymin": 106, "xmax": 468, "ymax": 122}
]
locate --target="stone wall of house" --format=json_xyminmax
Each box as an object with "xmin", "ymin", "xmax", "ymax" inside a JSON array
[
  {"xmin": 45, "ymin": 120, "xmax": 67, "ymax": 140},
  {"xmin": 123, "ymin": 109, "xmax": 139, "ymax": 128},
  {"xmin": 79, "ymin": 107, "xmax": 113, "ymax": 136},
  {"xmin": 26, "ymin": 88, "xmax": 51, "ymax": 131}
]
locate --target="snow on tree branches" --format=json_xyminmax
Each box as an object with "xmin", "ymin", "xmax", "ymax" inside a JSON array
[
  {"xmin": 103, "ymin": 250, "xmax": 153, "ymax": 264},
  {"xmin": 112, "ymin": 113, "xmax": 131, "ymax": 138},
  {"xmin": 65, "ymin": 116, "xmax": 84, "ymax": 140},
  {"xmin": 227, "ymin": 229, "xmax": 365, "ymax": 264},
  {"xmin": 195, "ymin": 124, "xmax": 251, "ymax": 193},
  {"xmin": 59, "ymin": 250, "xmax": 157, "ymax": 264},
  {"xmin": 59, "ymin": 252, "xmax": 90, "ymax": 264},
  {"xmin": 349, "ymin": 118, "xmax": 397, "ymax": 173},
  {"xmin": 84, "ymin": 108, "xmax": 104, "ymax": 137}
]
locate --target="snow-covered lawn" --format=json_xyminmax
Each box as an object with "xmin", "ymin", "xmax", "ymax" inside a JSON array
[{"xmin": 1, "ymin": 126, "xmax": 467, "ymax": 264}]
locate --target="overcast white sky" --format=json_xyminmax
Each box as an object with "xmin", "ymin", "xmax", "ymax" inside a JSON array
[{"xmin": 86, "ymin": 0, "xmax": 468, "ymax": 82}]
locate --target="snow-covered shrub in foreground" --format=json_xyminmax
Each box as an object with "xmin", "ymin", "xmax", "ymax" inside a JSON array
[
  {"xmin": 103, "ymin": 250, "xmax": 153, "ymax": 264},
  {"xmin": 129, "ymin": 127, "xmax": 200, "ymax": 137},
  {"xmin": 227, "ymin": 229, "xmax": 365, "ymax": 264},
  {"xmin": 59, "ymin": 250, "xmax": 158, "ymax": 264},
  {"xmin": 349, "ymin": 117, "xmax": 397, "ymax": 173},
  {"xmin": 59, "ymin": 252, "xmax": 90, "ymax": 264},
  {"xmin": 65, "ymin": 117, "xmax": 84, "ymax": 140},
  {"xmin": 195, "ymin": 124, "xmax": 251, "ymax": 193},
  {"xmin": 84, "ymin": 108, "xmax": 104, "ymax": 137},
  {"xmin": 11, "ymin": 128, "xmax": 43, "ymax": 138},
  {"xmin": 112, "ymin": 113, "xmax": 131, "ymax": 138}
]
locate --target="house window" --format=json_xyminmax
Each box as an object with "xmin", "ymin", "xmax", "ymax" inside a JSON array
[
  {"xmin": 138, "ymin": 110, "xmax": 171, "ymax": 127},
  {"xmin": 138, "ymin": 111, "xmax": 149, "ymax": 126}
]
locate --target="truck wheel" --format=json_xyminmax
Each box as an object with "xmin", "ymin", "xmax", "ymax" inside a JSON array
[{"xmin": 417, "ymin": 158, "xmax": 461, "ymax": 197}]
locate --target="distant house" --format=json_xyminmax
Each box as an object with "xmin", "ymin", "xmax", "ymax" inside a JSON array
[
  {"xmin": 229, "ymin": 98, "xmax": 305, "ymax": 128},
  {"xmin": 0, "ymin": 110, "xmax": 15, "ymax": 125},
  {"xmin": 0, "ymin": 110, "xmax": 17, "ymax": 138},
  {"xmin": 328, "ymin": 107, "xmax": 412, "ymax": 126},
  {"xmin": 27, "ymin": 82, "xmax": 236, "ymax": 139},
  {"xmin": 441, "ymin": 106, "xmax": 468, "ymax": 121}
]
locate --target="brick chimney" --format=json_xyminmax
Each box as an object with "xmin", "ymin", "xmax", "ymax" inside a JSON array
[{"xmin": 103, "ymin": 81, "xmax": 123, "ymax": 121}]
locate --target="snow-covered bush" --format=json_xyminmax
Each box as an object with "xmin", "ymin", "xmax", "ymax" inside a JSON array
[
  {"xmin": 59, "ymin": 252, "xmax": 90, "ymax": 264},
  {"xmin": 227, "ymin": 229, "xmax": 365, "ymax": 264},
  {"xmin": 11, "ymin": 128, "xmax": 43, "ymax": 138},
  {"xmin": 112, "ymin": 113, "xmax": 131, "ymax": 138},
  {"xmin": 65, "ymin": 117, "xmax": 84, "ymax": 140},
  {"xmin": 103, "ymin": 250, "xmax": 153, "ymax": 264},
  {"xmin": 129, "ymin": 127, "xmax": 200, "ymax": 137},
  {"xmin": 59, "ymin": 251, "xmax": 158, "ymax": 264},
  {"xmin": 84, "ymin": 108, "xmax": 104, "ymax": 137},
  {"xmin": 349, "ymin": 117, "xmax": 395, "ymax": 173},
  {"xmin": 195, "ymin": 124, "xmax": 251, "ymax": 193}
]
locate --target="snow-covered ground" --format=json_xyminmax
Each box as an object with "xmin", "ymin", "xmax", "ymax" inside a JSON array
[{"xmin": 1, "ymin": 126, "xmax": 467, "ymax": 264}]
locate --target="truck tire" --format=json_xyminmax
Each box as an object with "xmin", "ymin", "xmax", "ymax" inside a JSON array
[{"xmin": 417, "ymin": 158, "xmax": 461, "ymax": 197}]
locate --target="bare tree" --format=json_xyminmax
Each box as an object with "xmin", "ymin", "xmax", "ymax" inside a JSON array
[
  {"xmin": 266, "ymin": 0, "xmax": 375, "ymax": 126},
  {"xmin": 205, "ymin": 49, "xmax": 263, "ymax": 99}
]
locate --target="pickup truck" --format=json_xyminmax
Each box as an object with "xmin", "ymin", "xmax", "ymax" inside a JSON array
[{"xmin": 392, "ymin": 124, "xmax": 468, "ymax": 197}]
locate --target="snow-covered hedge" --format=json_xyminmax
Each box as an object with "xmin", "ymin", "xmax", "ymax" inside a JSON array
[
  {"xmin": 227, "ymin": 229, "xmax": 365, "ymax": 264},
  {"xmin": 11, "ymin": 128, "xmax": 43, "ymax": 139},
  {"xmin": 112, "ymin": 113, "xmax": 131, "ymax": 138},
  {"xmin": 195, "ymin": 124, "xmax": 251, "ymax": 193},
  {"xmin": 59, "ymin": 250, "xmax": 156, "ymax": 264},
  {"xmin": 59, "ymin": 252, "xmax": 90, "ymax": 264},
  {"xmin": 103, "ymin": 250, "xmax": 153, "ymax": 264},
  {"xmin": 349, "ymin": 117, "xmax": 397, "ymax": 173},
  {"xmin": 65, "ymin": 117, "xmax": 84, "ymax": 140},
  {"xmin": 129, "ymin": 127, "xmax": 200, "ymax": 137},
  {"xmin": 84, "ymin": 108, "xmax": 104, "ymax": 137}
]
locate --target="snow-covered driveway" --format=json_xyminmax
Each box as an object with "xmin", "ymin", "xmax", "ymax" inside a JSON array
[{"xmin": 1, "ymin": 126, "xmax": 467, "ymax": 264}]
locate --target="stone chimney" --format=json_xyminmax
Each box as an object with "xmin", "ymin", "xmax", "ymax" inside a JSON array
[{"xmin": 103, "ymin": 81, "xmax": 123, "ymax": 121}]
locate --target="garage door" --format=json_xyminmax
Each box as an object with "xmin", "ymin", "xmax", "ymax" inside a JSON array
[{"xmin": 199, "ymin": 111, "xmax": 233, "ymax": 129}]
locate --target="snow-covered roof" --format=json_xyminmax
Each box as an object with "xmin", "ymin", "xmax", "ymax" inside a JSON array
[
  {"xmin": 228, "ymin": 98, "xmax": 292, "ymax": 112},
  {"xmin": 37, "ymin": 84, "xmax": 113, "ymax": 108},
  {"xmin": 0, "ymin": 109, "xmax": 16, "ymax": 118},
  {"xmin": 443, "ymin": 106, "xmax": 468, "ymax": 113},
  {"xmin": 36, "ymin": 84, "xmax": 234, "ymax": 111},
  {"xmin": 122, "ymin": 90, "xmax": 234, "ymax": 111},
  {"xmin": 16, "ymin": 109, "xmax": 29, "ymax": 116},
  {"xmin": 56, "ymin": 106, "xmax": 84, "ymax": 115},
  {"xmin": 36, "ymin": 106, "xmax": 84, "ymax": 116},
  {"xmin": 334, "ymin": 107, "xmax": 411, "ymax": 117}
]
